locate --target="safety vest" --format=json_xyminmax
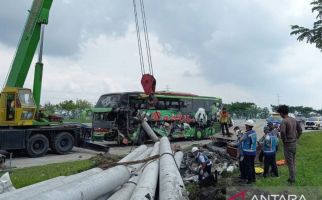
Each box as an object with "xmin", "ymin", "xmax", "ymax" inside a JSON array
[
  {"xmin": 196, "ymin": 152, "xmax": 212, "ymax": 166},
  {"xmin": 263, "ymin": 133, "xmax": 278, "ymax": 155},
  {"xmin": 242, "ymin": 130, "xmax": 257, "ymax": 156},
  {"xmin": 219, "ymin": 111, "xmax": 229, "ymax": 123}
]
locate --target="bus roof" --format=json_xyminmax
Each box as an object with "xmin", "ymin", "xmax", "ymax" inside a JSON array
[{"xmin": 99, "ymin": 91, "xmax": 221, "ymax": 101}]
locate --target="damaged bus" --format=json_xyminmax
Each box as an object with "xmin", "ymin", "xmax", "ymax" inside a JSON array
[{"xmin": 92, "ymin": 91, "xmax": 222, "ymax": 144}]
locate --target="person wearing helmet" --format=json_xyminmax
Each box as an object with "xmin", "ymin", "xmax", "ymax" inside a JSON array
[
  {"xmin": 191, "ymin": 147, "xmax": 212, "ymax": 182},
  {"xmin": 239, "ymin": 119, "xmax": 257, "ymax": 184}
]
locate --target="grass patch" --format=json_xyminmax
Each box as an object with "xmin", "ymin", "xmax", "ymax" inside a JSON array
[
  {"xmin": 3, "ymin": 154, "xmax": 122, "ymax": 189},
  {"xmin": 255, "ymin": 131, "xmax": 322, "ymax": 187},
  {"xmin": 7, "ymin": 159, "xmax": 96, "ymax": 188},
  {"xmin": 186, "ymin": 182, "xmax": 200, "ymax": 197}
]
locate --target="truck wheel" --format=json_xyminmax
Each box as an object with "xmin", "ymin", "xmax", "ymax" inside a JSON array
[
  {"xmin": 52, "ymin": 132, "xmax": 74, "ymax": 154},
  {"xmin": 27, "ymin": 134, "xmax": 49, "ymax": 157}
]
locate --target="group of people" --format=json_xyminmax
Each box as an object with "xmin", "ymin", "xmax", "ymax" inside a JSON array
[
  {"xmin": 236, "ymin": 104, "xmax": 302, "ymax": 184},
  {"xmin": 192, "ymin": 105, "xmax": 302, "ymax": 185}
]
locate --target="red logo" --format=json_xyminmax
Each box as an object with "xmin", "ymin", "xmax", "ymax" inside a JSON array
[{"xmin": 228, "ymin": 191, "xmax": 246, "ymax": 200}]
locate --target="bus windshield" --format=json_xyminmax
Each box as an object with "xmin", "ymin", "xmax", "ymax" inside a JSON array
[{"xmin": 96, "ymin": 94, "xmax": 121, "ymax": 108}]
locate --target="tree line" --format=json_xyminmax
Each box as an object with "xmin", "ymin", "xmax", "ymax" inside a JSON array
[
  {"xmin": 271, "ymin": 105, "xmax": 322, "ymax": 118},
  {"xmin": 224, "ymin": 102, "xmax": 322, "ymax": 119},
  {"xmin": 43, "ymin": 99, "xmax": 93, "ymax": 119},
  {"xmin": 224, "ymin": 102, "xmax": 270, "ymax": 119}
]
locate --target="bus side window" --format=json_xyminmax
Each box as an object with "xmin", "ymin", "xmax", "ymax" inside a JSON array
[{"xmin": 156, "ymin": 100, "xmax": 166, "ymax": 110}]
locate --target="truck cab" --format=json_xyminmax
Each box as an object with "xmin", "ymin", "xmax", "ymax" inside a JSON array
[{"xmin": 0, "ymin": 87, "xmax": 36, "ymax": 126}]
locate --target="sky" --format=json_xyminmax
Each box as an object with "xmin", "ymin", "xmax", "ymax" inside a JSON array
[{"xmin": 0, "ymin": 0, "xmax": 321, "ymax": 108}]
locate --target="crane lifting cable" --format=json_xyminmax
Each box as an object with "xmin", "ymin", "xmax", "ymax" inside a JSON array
[{"xmin": 132, "ymin": 0, "xmax": 156, "ymax": 95}]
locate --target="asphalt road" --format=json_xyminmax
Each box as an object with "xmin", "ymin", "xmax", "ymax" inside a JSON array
[
  {"xmin": 7, "ymin": 147, "xmax": 99, "ymax": 168},
  {"xmin": 5, "ymin": 119, "xmax": 317, "ymax": 168}
]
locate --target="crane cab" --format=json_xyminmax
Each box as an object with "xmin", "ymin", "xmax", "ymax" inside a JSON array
[{"xmin": 0, "ymin": 87, "xmax": 36, "ymax": 126}]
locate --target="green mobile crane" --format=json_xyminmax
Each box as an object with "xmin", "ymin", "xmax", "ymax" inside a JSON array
[
  {"xmin": 1, "ymin": 0, "xmax": 51, "ymax": 126},
  {"xmin": 0, "ymin": 0, "xmax": 157, "ymax": 156},
  {"xmin": 0, "ymin": 0, "xmax": 85, "ymax": 157}
]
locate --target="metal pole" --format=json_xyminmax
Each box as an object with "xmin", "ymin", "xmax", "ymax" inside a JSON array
[{"xmin": 38, "ymin": 24, "xmax": 45, "ymax": 63}]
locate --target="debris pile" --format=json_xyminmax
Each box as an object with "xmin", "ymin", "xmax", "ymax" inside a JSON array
[
  {"xmin": 0, "ymin": 137, "xmax": 188, "ymax": 200},
  {"xmin": 178, "ymin": 141, "xmax": 239, "ymax": 200},
  {"xmin": 180, "ymin": 141, "xmax": 238, "ymax": 184}
]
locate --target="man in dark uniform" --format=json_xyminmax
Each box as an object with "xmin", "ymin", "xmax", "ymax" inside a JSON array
[{"xmin": 277, "ymin": 105, "xmax": 302, "ymax": 184}]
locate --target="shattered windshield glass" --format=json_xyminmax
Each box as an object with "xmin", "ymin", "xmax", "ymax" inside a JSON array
[{"xmin": 96, "ymin": 94, "xmax": 121, "ymax": 108}]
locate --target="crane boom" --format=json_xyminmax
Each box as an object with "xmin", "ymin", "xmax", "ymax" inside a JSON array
[{"xmin": 5, "ymin": 0, "xmax": 53, "ymax": 88}]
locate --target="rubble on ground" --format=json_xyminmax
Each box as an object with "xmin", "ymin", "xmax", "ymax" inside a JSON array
[
  {"xmin": 178, "ymin": 140, "xmax": 240, "ymax": 200},
  {"xmin": 180, "ymin": 141, "xmax": 238, "ymax": 184}
]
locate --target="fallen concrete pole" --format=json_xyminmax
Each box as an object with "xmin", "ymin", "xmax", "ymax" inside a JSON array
[
  {"xmin": 22, "ymin": 145, "xmax": 150, "ymax": 200},
  {"xmin": 107, "ymin": 172, "xmax": 141, "ymax": 200},
  {"xmin": 31, "ymin": 165, "xmax": 131, "ymax": 200},
  {"xmin": 130, "ymin": 142, "xmax": 160, "ymax": 200},
  {"xmin": 141, "ymin": 119, "xmax": 159, "ymax": 142},
  {"xmin": 107, "ymin": 147, "xmax": 153, "ymax": 200},
  {"xmin": 119, "ymin": 145, "xmax": 147, "ymax": 162},
  {"xmin": 159, "ymin": 137, "xmax": 186, "ymax": 200},
  {"xmin": 128, "ymin": 147, "xmax": 153, "ymax": 172},
  {"xmin": 174, "ymin": 151, "xmax": 184, "ymax": 169},
  {"xmin": 0, "ymin": 172, "xmax": 15, "ymax": 194},
  {"xmin": 0, "ymin": 168, "xmax": 103, "ymax": 200}
]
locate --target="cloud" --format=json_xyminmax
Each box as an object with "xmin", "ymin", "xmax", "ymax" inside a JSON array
[
  {"xmin": 1, "ymin": 0, "xmax": 322, "ymax": 109},
  {"xmin": 0, "ymin": 25, "xmax": 256, "ymax": 106}
]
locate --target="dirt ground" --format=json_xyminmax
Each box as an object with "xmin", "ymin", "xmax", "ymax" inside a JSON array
[{"xmin": 5, "ymin": 139, "xmax": 213, "ymax": 168}]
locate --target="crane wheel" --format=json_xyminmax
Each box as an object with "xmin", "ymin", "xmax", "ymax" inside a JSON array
[
  {"xmin": 26, "ymin": 134, "xmax": 49, "ymax": 157},
  {"xmin": 51, "ymin": 132, "xmax": 74, "ymax": 154}
]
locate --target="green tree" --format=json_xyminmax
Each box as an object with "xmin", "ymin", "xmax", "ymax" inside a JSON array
[
  {"xmin": 43, "ymin": 102, "xmax": 57, "ymax": 115},
  {"xmin": 271, "ymin": 104, "xmax": 316, "ymax": 117},
  {"xmin": 75, "ymin": 99, "xmax": 92, "ymax": 110},
  {"xmin": 225, "ymin": 102, "xmax": 262, "ymax": 119},
  {"xmin": 58, "ymin": 100, "xmax": 76, "ymax": 117},
  {"xmin": 261, "ymin": 107, "xmax": 270, "ymax": 119},
  {"xmin": 291, "ymin": 0, "xmax": 322, "ymax": 50}
]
